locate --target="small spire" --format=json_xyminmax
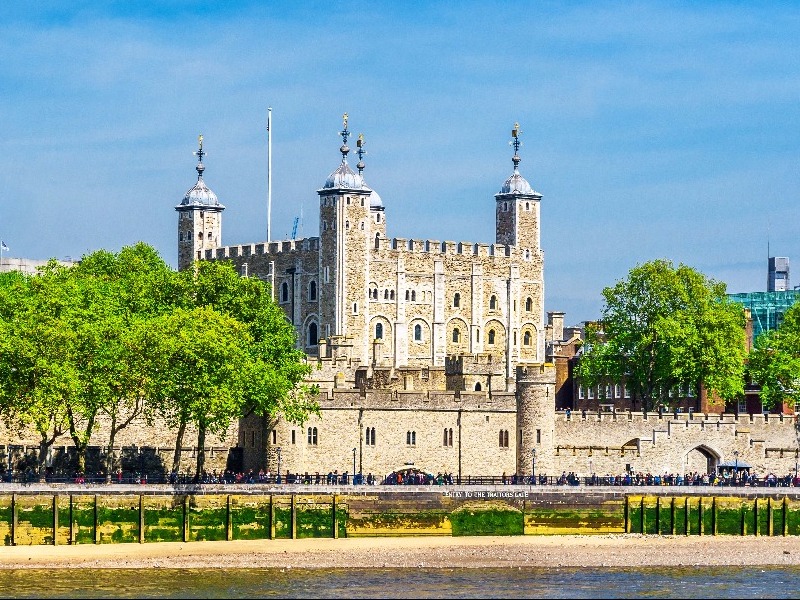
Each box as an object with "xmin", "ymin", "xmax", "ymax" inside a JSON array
[
  {"xmin": 356, "ymin": 133, "xmax": 366, "ymax": 175},
  {"xmin": 193, "ymin": 134, "xmax": 205, "ymax": 178},
  {"xmin": 339, "ymin": 113, "xmax": 350, "ymax": 162},
  {"xmin": 510, "ymin": 122, "xmax": 522, "ymax": 172}
]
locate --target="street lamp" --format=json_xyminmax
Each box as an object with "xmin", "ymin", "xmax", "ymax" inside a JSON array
[
  {"xmin": 352, "ymin": 447, "xmax": 357, "ymax": 484},
  {"xmin": 531, "ymin": 448, "xmax": 537, "ymax": 484},
  {"xmin": 733, "ymin": 450, "xmax": 739, "ymax": 487},
  {"xmin": 276, "ymin": 447, "xmax": 282, "ymax": 484}
]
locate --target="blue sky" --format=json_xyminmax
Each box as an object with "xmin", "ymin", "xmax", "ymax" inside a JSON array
[{"xmin": 1, "ymin": 2, "xmax": 798, "ymax": 324}]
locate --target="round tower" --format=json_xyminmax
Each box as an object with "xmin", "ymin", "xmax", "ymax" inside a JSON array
[{"xmin": 516, "ymin": 363, "xmax": 556, "ymax": 478}]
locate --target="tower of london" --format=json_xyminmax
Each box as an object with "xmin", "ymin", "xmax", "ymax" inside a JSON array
[{"xmin": 177, "ymin": 116, "xmax": 800, "ymax": 481}]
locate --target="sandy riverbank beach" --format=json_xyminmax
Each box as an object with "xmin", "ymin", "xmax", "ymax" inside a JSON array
[{"xmin": 1, "ymin": 535, "xmax": 799, "ymax": 570}]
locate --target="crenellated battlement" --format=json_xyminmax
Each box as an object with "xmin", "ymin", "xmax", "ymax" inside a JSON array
[
  {"xmin": 205, "ymin": 237, "xmax": 320, "ymax": 261},
  {"xmin": 317, "ymin": 387, "xmax": 518, "ymax": 411},
  {"xmin": 556, "ymin": 410, "xmax": 798, "ymax": 427},
  {"xmin": 375, "ymin": 236, "xmax": 524, "ymax": 259}
]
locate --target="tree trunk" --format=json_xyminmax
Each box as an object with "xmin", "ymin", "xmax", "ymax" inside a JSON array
[
  {"xmin": 37, "ymin": 436, "xmax": 50, "ymax": 483},
  {"xmin": 105, "ymin": 411, "xmax": 118, "ymax": 484},
  {"xmin": 195, "ymin": 423, "xmax": 206, "ymax": 483},
  {"xmin": 172, "ymin": 419, "xmax": 187, "ymax": 475}
]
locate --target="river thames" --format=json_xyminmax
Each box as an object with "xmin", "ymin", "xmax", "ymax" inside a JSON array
[{"xmin": 0, "ymin": 566, "xmax": 797, "ymax": 598}]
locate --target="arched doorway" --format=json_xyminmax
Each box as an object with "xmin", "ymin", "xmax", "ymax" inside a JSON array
[{"xmin": 684, "ymin": 445, "xmax": 720, "ymax": 474}]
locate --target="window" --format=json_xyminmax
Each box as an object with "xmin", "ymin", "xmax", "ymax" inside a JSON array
[
  {"xmin": 525, "ymin": 202, "xmax": 530, "ymax": 211},
  {"xmin": 489, "ymin": 295, "xmax": 497, "ymax": 310},
  {"xmin": 536, "ymin": 429, "xmax": 541, "ymax": 444},
  {"xmin": 525, "ymin": 297, "xmax": 532, "ymax": 312},
  {"xmin": 291, "ymin": 430, "xmax": 296, "ymax": 444},
  {"xmin": 375, "ymin": 323, "xmax": 383, "ymax": 339},
  {"xmin": 605, "ymin": 385, "xmax": 612, "ymax": 399},
  {"xmin": 353, "ymin": 302, "xmax": 358, "ymax": 314},
  {"xmin": 614, "ymin": 384, "xmax": 621, "ymax": 398},
  {"xmin": 377, "ymin": 213, "xmax": 381, "ymax": 223},
  {"xmin": 499, "ymin": 430, "xmax": 509, "ymax": 448},
  {"xmin": 411, "ymin": 290, "xmax": 416, "ymax": 301},
  {"xmin": 324, "ymin": 267, "xmax": 330, "ymax": 283},
  {"xmin": 360, "ymin": 221, "xmax": 364, "ymax": 230},
  {"xmin": 406, "ymin": 431, "xmax": 416, "ymax": 446},
  {"xmin": 624, "ymin": 385, "xmax": 631, "ymax": 399},
  {"xmin": 523, "ymin": 331, "xmax": 532, "ymax": 346},
  {"xmin": 578, "ymin": 387, "xmax": 585, "ymax": 400},
  {"xmin": 271, "ymin": 430, "xmax": 276, "ymax": 444},
  {"xmin": 281, "ymin": 282, "xmax": 289, "ymax": 303},
  {"xmin": 308, "ymin": 280, "xmax": 317, "ymax": 301},
  {"xmin": 198, "ymin": 232, "xmax": 203, "ymax": 239},
  {"xmin": 513, "ymin": 331, "xmax": 517, "ymax": 345},
  {"xmin": 443, "ymin": 428, "xmax": 453, "ymax": 447},
  {"xmin": 308, "ymin": 322, "xmax": 318, "ymax": 346},
  {"xmin": 453, "ymin": 293, "xmax": 460, "ymax": 307},
  {"xmin": 384, "ymin": 289, "xmax": 389, "ymax": 300},
  {"xmin": 737, "ymin": 398, "xmax": 747, "ymax": 414},
  {"xmin": 405, "ymin": 290, "xmax": 410, "ymax": 301},
  {"xmin": 345, "ymin": 220, "xmax": 350, "ymax": 230},
  {"xmin": 365, "ymin": 427, "xmax": 376, "ymax": 446},
  {"xmin": 488, "ymin": 329, "xmax": 496, "ymax": 345},
  {"xmin": 452, "ymin": 328, "xmax": 460, "ymax": 343},
  {"xmin": 307, "ymin": 427, "xmax": 318, "ymax": 445},
  {"xmin": 414, "ymin": 324, "xmax": 422, "ymax": 341},
  {"xmin": 503, "ymin": 201, "xmax": 508, "ymax": 212},
  {"xmin": 474, "ymin": 382, "xmax": 482, "ymax": 391},
  {"xmin": 390, "ymin": 290, "xmax": 395, "ymax": 300},
  {"xmin": 588, "ymin": 387, "xmax": 595, "ymax": 399},
  {"xmin": 375, "ymin": 233, "xmax": 380, "ymax": 249}
]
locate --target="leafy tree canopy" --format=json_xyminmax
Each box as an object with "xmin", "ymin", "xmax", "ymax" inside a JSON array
[
  {"xmin": 747, "ymin": 301, "xmax": 800, "ymax": 409},
  {"xmin": 576, "ymin": 259, "xmax": 746, "ymax": 411}
]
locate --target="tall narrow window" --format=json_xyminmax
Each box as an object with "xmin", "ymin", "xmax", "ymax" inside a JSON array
[
  {"xmin": 272, "ymin": 430, "xmax": 277, "ymax": 444},
  {"xmin": 453, "ymin": 293, "xmax": 461, "ymax": 307},
  {"xmin": 525, "ymin": 297, "xmax": 532, "ymax": 312},
  {"xmin": 375, "ymin": 323, "xmax": 383, "ymax": 339},
  {"xmin": 488, "ymin": 329, "xmax": 496, "ymax": 345},
  {"xmin": 281, "ymin": 282, "xmax": 289, "ymax": 303},
  {"xmin": 411, "ymin": 290, "xmax": 416, "ymax": 301},
  {"xmin": 523, "ymin": 331, "xmax": 532, "ymax": 346},
  {"xmin": 308, "ymin": 322, "xmax": 318, "ymax": 346},
  {"xmin": 452, "ymin": 328, "xmax": 460, "ymax": 343},
  {"xmin": 489, "ymin": 295, "xmax": 497, "ymax": 310},
  {"xmin": 414, "ymin": 324, "xmax": 422, "ymax": 341}
]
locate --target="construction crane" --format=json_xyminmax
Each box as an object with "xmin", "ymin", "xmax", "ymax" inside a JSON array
[{"xmin": 291, "ymin": 216, "xmax": 300, "ymax": 240}]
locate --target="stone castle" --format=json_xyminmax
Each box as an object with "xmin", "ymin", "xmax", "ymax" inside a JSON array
[
  {"xmin": 178, "ymin": 116, "xmax": 800, "ymax": 480},
  {"xmin": 2, "ymin": 116, "xmax": 797, "ymax": 481}
]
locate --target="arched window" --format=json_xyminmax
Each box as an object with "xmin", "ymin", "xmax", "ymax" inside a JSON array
[
  {"xmin": 411, "ymin": 290, "xmax": 416, "ymax": 301},
  {"xmin": 384, "ymin": 289, "xmax": 389, "ymax": 300},
  {"xmin": 375, "ymin": 233, "xmax": 380, "ymax": 249},
  {"xmin": 489, "ymin": 295, "xmax": 497, "ymax": 310},
  {"xmin": 377, "ymin": 213, "xmax": 381, "ymax": 223},
  {"xmin": 525, "ymin": 202, "xmax": 530, "ymax": 211},
  {"xmin": 474, "ymin": 382, "xmax": 482, "ymax": 391},
  {"xmin": 308, "ymin": 280, "xmax": 317, "ymax": 301},
  {"xmin": 345, "ymin": 220, "xmax": 350, "ymax": 230},
  {"xmin": 307, "ymin": 427, "xmax": 318, "ymax": 445},
  {"xmin": 525, "ymin": 297, "xmax": 532, "ymax": 312},
  {"xmin": 414, "ymin": 324, "xmax": 422, "ymax": 341},
  {"xmin": 525, "ymin": 249, "xmax": 530, "ymax": 260},
  {"xmin": 207, "ymin": 232, "xmax": 212, "ymax": 240},
  {"xmin": 523, "ymin": 331, "xmax": 531, "ymax": 346},
  {"xmin": 405, "ymin": 290, "xmax": 410, "ymax": 301},
  {"xmin": 281, "ymin": 282, "xmax": 289, "ymax": 303},
  {"xmin": 453, "ymin": 293, "xmax": 460, "ymax": 307},
  {"xmin": 375, "ymin": 323, "xmax": 383, "ymax": 339},
  {"xmin": 308, "ymin": 322, "xmax": 318, "ymax": 346},
  {"xmin": 488, "ymin": 329, "xmax": 496, "ymax": 345},
  {"xmin": 198, "ymin": 232, "xmax": 203, "ymax": 240},
  {"xmin": 452, "ymin": 328, "xmax": 460, "ymax": 343}
]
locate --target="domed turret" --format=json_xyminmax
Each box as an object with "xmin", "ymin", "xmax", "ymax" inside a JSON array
[
  {"xmin": 321, "ymin": 114, "xmax": 366, "ymax": 191},
  {"xmin": 177, "ymin": 135, "xmax": 224, "ymax": 208}
]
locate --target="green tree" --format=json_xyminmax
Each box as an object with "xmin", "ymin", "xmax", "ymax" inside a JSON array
[
  {"xmin": 0, "ymin": 264, "xmax": 82, "ymax": 481},
  {"xmin": 747, "ymin": 301, "xmax": 800, "ymax": 409},
  {"xmin": 143, "ymin": 306, "xmax": 254, "ymax": 479},
  {"xmin": 577, "ymin": 259, "xmax": 747, "ymax": 412},
  {"xmin": 172, "ymin": 261, "xmax": 317, "ymax": 471}
]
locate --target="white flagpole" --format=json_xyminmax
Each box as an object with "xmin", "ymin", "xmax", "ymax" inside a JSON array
[{"xmin": 267, "ymin": 107, "xmax": 272, "ymax": 244}]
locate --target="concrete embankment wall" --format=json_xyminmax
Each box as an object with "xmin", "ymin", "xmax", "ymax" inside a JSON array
[{"xmin": 2, "ymin": 485, "xmax": 800, "ymax": 545}]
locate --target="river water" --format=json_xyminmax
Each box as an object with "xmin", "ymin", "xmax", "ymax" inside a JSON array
[{"xmin": 0, "ymin": 566, "xmax": 797, "ymax": 598}]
